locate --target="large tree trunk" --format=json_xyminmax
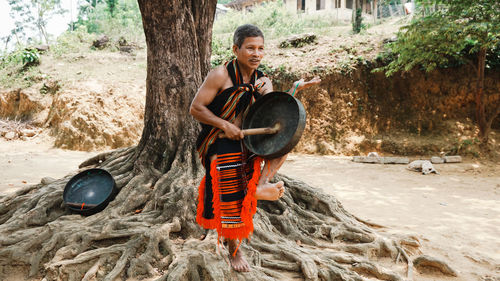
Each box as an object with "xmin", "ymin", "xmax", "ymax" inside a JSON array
[
  {"xmin": 134, "ymin": 0, "xmax": 214, "ymax": 173},
  {"xmin": 0, "ymin": 1, "xmax": 457, "ymax": 280},
  {"xmin": 373, "ymin": 0, "xmax": 378, "ymax": 23},
  {"xmin": 475, "ymin": 47, "xmax": 488, "ymax": 144}
]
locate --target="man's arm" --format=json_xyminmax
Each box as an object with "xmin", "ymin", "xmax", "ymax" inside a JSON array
[
  {"xmin": 288, "ymin": 76, "xmax": 321, "ymax": 96},
  {"xmin": 190, "ymin": 67, "xmax": 244, "ymax": 140},
  {"xmin": 258, "ymin": 76, "xmax": 321, "ymax": 96},
  {"xmin": 258, "ymin": 76, "xmax": 273, "ymax": 95}
]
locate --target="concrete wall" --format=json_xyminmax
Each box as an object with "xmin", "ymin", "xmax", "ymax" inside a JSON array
[{"xmin": 284, "ymin": 0, "xmax": 349, "ymax": 13}]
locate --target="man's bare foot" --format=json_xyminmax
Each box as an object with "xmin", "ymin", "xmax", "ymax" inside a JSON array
[
  {"xmin": 228, "ymin": 240, "xmax": 250, "ymax": 272},
  {"xmin": 255, "ymin": 181, "xmax": 285, "ymax": 200}
]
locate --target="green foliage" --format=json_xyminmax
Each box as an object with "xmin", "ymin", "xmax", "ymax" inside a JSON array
[
  {"xmin": 449, "ymin": 137, "xmax": 480, "ymax": 156},
  {"xmin": 213, "ymin": 1, "xmax": 340, "ymax": 40},
  {"xmin": 352, "ymin": 8, "xmax": 364, "ymax": 34},
  {"xmin": 7, "ymin": 0, "xmax": 66, "ymax": 44},
  {"xmin": 106, "ymin": 0, "xmax": 118, "ymax": 17},
  {"xmin": 50, "ymin": 26, "xmax": 97, "ymax": 56},
  {"xmin": 1, "ymin": 50, "xmax": 23, "ymax": 67},
  {"xmin": 0, "ymin": 49, "xmax": 43, "ymax": 89},
  {"xmin": 75, "ymin": 0, "xmax": 144, "ymax": 42},
  {"xmin": 377, "ymin": 0, "xmax": 500, "ymax": 76},
  {"xmin": 211, "ymin": 36, "xmax": 234, "ymax": 68},
  {"xmin": 21, "ymin": 49, "xmax": 40, "ymax": 65},
  {"xmin": 1, "ymin": 48, "xmax": 40, "ymax": 68}
]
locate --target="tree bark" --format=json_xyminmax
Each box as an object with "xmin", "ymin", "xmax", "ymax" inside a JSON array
[
  {"xmin": 475, "ymin": 47, "xmax": 488, "ymax": 143},
  {"xmin": 134, "ymin": 0, "xmax": 216, "ymax": 173}
]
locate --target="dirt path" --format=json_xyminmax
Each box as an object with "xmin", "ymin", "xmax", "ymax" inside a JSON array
[
  {"xmin": 0, "ymin": 137, "xmax": 94, "ymax": 194},
  {"xmin": 1, "ymin": 139, "xmax": 499, "ymax": 280}
]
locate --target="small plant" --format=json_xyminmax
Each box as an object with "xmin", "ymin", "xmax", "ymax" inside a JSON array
[
  {"xmin": 0, "ymin": 48, "xmax": 43, "ymax": 89},
  {"xmin": 448, "ymin": 138, "xmax": 481, "ymax": 156},
  {"xmin": 21, "ymin": 49, "xmax": 40, "ymax": 66},
  {"xmin": 352, "ymin": 8, "xmax": 363, "ymax": 34},
  {"xmin": 40, "ymin": 79, "xmax": 61, "ymax": 95},
  {"xmin": 257, "ymin": 62, "xmax": 274, "ymax": 74}
]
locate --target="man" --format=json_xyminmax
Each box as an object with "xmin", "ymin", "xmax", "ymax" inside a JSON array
[{"xmin": 190, "ymin": 24, "xmax": 320, "ymax": 272}]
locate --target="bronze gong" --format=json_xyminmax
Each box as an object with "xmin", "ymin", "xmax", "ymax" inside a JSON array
[{"xmin": 242, "ymin": 91, "xmax": 306, "ymax": 159}]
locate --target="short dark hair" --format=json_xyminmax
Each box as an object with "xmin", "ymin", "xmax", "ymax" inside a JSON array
[{"xmin": 233, "ymin": 24, "xmax": 264, "ymax": 48}]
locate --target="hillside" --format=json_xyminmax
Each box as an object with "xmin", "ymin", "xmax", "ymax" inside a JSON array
[{"xmin": 0, "ymin": 18, "xmax": 499, "ymax": 160}]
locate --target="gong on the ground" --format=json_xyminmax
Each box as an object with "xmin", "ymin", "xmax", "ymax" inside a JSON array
[
  {"xmin": 241, "ymin": 91, "xmax": 306, "ymax": 159},
  {"xmin": 63, "ymin": 168, "xmax": 117, "ymax": 216}
]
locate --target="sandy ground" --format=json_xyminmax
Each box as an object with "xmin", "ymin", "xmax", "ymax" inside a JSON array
[
  {"xmin": 281, "ymin": 154, "xmax": 500, "ymax": 281},
  {"xmin": 0, "ymin": 136, "xmax": 94, "ymax": 192},
  {"xmin": 1, "ymin": 138, "xmax": 499, "ymax": 280}
]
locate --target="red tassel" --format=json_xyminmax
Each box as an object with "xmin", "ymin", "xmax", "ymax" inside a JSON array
[
  {"xmin": 229, "ymin": 156, "xmax": 262, "ymax": 240},
  {"xmin": 206, "ymin": 157, "xmax": 263, "ymax": 243},
  {"xmin": 232, "ymin": 239, "xmax": 243, "ymax": 257}
]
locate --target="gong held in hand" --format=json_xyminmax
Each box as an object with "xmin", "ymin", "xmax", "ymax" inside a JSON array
[{"xmin": 219, "ymin": 91, "xmax": 306, "ymax": 159}]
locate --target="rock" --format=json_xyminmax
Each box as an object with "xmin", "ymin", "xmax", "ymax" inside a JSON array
[
  {"xmin": 444, "ymin": 155, "xmax": 462, "ymax": 163},
  {"xmin": 4, "ymin": 131, "xmax": 16, "ymax": 140},
  {"xmin": 352, "ymin": 156, "xmax": 409, "ymax": 164},
  {"xmin": 41, "ymin": 177, "xmax": 57, "ymax": 185},
  {"xmin": 119, "ymin": 45, "xmax": 134, "ymax": 53},
  {"xmin": 353, "ymin": 156, "xmax": 379, "ymax": 163},
  {"xmin": 380, "ymin": 157, "xmax": 409, "ymax": 164},
  {"xmin": 34, "ymin": 44, "xmax": 50, "ymax": 53},
  {"xmin": 430, "ymin": 156, "xmax": 444, "ymax": 164},
  {"xmin": 413, "ymin": 255, "xmax": 458, "ymax": 276},
  {"xmin": 118, "ymin": 36, "xmax": 128, "ymax": 46},
  {"xmin": 383, "ymin": 36, "xmax": 397, "ymax": 44},
  {"xmin": 367, "ymin": 152, "xmax": 380, "ymax": 157},
  {"xmin": 117, "ymin": 36, "xmax": 135, "ymax": 53},
  {"xmin": 92, "ymin": 35, "xmax": 110, "ymax": 49}
]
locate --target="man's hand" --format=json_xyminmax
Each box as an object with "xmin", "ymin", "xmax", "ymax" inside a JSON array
[
  {"xmin": 290, "ymin": 76, "xmax": 321, "ymax": 95},
  {"xmin": 222, "ymin": 121, "xmax": 244, "ymax": 140}
]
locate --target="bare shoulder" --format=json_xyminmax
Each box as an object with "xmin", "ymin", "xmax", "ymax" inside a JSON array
[
  {"xmin": 205, "ymin": 65, "xmax": 227, "ymax": 82},
  {"xmin": 202, "ymin": 65, "xmax": 230, "ymax": 90},
  {"xmin": 211, "ymin": 65, "xmax": 228, "ymax": 78}
]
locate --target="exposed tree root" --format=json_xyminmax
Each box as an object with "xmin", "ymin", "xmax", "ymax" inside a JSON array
[
  {"xmin": 413, "ymin": 255, "xmax": 458, "ymax": 277},
  {"xmin": 0, "ymin": 148, "xmax": 457, "ymax": 280}
]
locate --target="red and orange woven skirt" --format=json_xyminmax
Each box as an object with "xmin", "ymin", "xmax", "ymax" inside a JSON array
[{"xmin": 196, "ymin": 138, "xmax": 262, "ymax": 242}]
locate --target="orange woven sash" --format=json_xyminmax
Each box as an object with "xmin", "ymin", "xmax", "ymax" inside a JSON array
[{"xmin": 196, "ymin": 149, "xmax": 262, "ymax": 241}]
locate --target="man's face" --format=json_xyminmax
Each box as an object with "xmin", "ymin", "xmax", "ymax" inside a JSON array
[{"xmin": 233, "ymin": 36, "xmax": 265, "ymax": 70}]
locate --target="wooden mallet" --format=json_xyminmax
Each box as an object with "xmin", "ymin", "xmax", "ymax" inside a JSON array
[{"xmin": 219, "ymin": 122, "xmax": 281, "ymax": 138}]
